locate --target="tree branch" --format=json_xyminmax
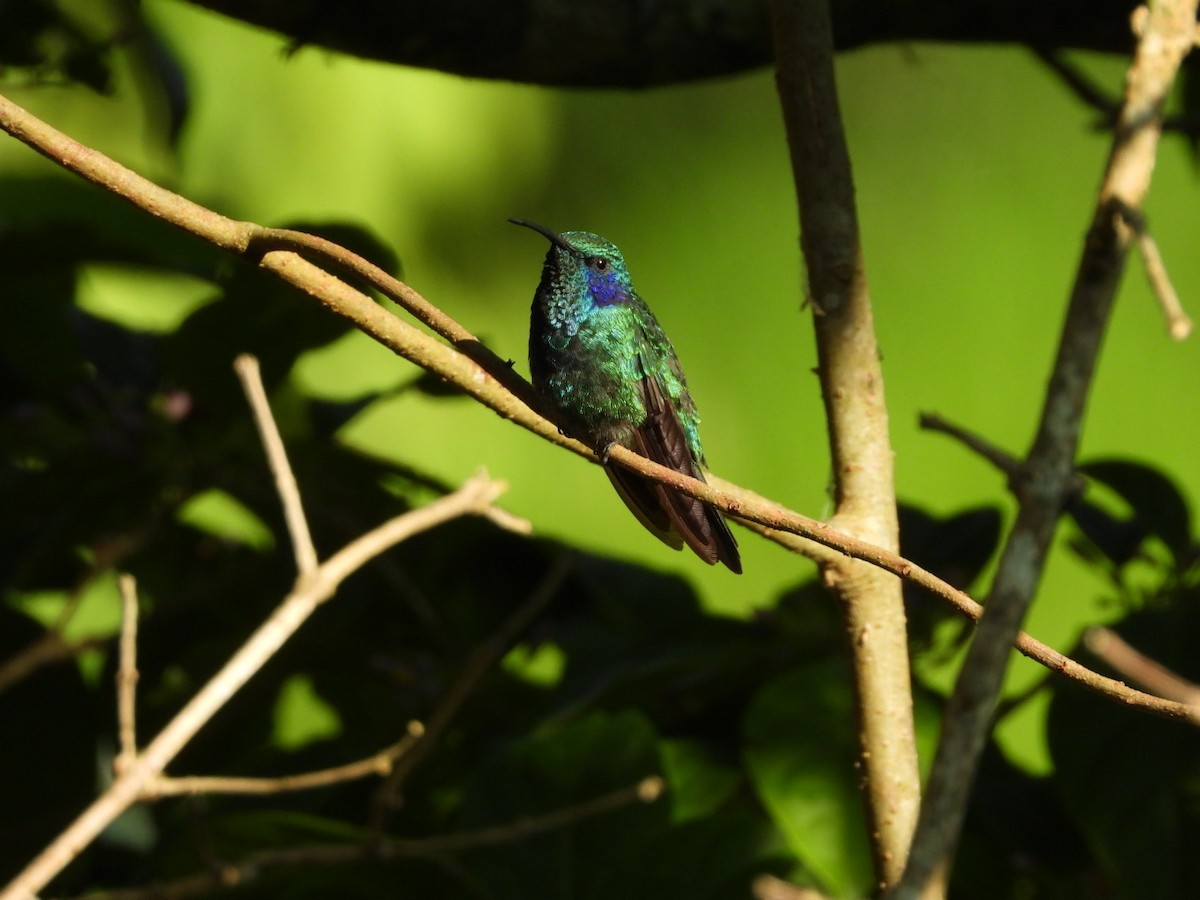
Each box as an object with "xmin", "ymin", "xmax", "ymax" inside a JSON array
[
  {"xmin": 144, "ymin": 722, "xmax": 427, "ymax": 798},
  {"xmin": 1084, "ymin": 627, "xmax": 1200, "ymax": 721},
  {"xmin": 771, "ymin": 0, "xmax": 918, "ymax": 889},
  {"xmin": 114, "ymin": 575, "xmax": 140, "ymax": 777},
  {"xmin": 892, "ymin": 2, "xmax": 1200, "ymax": 896},
  {"xmin": 66, "ymin": 776, "xmax": 664, "ymax": 900},
  {"xmin": 234, "ymin": 354, "xmax": 319, "ymax": 576}
]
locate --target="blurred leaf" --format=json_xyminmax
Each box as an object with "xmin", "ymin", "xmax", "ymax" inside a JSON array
[
  {"xmin": 0, "ymin": 0, "xmax": 111, "ymax": 91},
  {"xmin": 272, "ymin": 674, "xmax": 344, "ymax": 750},
  {"xmin": 457, "ymin": 710, "xmax": 665, "ymax": 899},
  {"xmin": 176, "ymin": 487, "xmax": 276, "ymax": 551},
  {"xmin": 1075, "ymin": 459, "xmax": 1194, "ymax": 568},
  {"xmin": 458, "ymin": 709, "xmax": 784, "ymax": 899},
  {"xmin": 744, "ymin": 661, "xmax": 942, "ymax": 898},
  {"xmin": 952, "ymin": 743, "xmax": 1091, "ymax": 898},
  {"xmin": 1048, "ymin": 602, "xmax": 1200, "ymax": 898},
  {"xmin": 659, "ymin": 738, "xmax": 742, "ymax": 823},
  {"xmin": 743, "ymin": 661, "xmax": 874, "ymax": 897},
  {"xmin": 898, "ymin": 503, "xmax": 1003, "ymax": 650}
]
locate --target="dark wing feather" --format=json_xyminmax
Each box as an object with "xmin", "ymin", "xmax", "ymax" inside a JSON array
[{"xmin": 607, "ymin": 357, "xmax": 741, "ymax": 573}]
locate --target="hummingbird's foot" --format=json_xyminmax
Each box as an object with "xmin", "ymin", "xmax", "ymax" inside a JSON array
[{"xmin": 598, "ymin": 441, "xmax": 616, "ymax": 465}]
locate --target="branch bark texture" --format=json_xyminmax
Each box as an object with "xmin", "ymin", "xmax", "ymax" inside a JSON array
[
  {"xmin": 771, "ymin": 0, "xmax": 918, "ymax": 889},
  {"xmin": 892, "ymin": 2, "xmax": 1200, "ymax": 896}
]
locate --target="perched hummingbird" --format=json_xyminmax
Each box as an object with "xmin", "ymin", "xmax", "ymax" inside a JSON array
[{"xmin": 510, "ymin": 218, "xmax": 741, "ymax": 574}]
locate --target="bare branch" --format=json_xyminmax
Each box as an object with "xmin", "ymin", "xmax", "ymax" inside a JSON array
[
  {"xmin": 0, "ymin": 569, "xmax": 106, "ymax": 695},
  {"xmin": 0, "ymin": 633, "xmax": 108, "ymax": 696},
  {"xmin": 67, "ymin": 776, "xmax": 664, "ymax": 900},
  {"xmin": 893, "ymin": 2, "xmax": 1200, "ymax": 896},
  {"xmin": 146, "ymin": 721, "xmax": 427, "ymax": 797},
  {"xmin": 234, "ymin": 354, "xmax": 320, "ymax": 576},
  {"xmin": 114, "ymin": 575, "xmax": 140, "ymax": 777},
  {"xmin": 1084, "ymin": 627, "xmax": 1200, "ymax": 722},
  {"xmin": 771, "ymin": 0, "xmax": 918, "ymax": 884},
  {"xmin": 1122, "ymin": 207, "xmax": 1194, "ymax": 339},
  {"xmin": 919, "ymin": 412, "xmax": 1023, "ymax": 480}
]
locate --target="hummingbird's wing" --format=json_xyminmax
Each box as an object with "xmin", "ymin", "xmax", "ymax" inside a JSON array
[{"xmin": 605, "ymin": 356, "xmax": 741, "ymax": 573}]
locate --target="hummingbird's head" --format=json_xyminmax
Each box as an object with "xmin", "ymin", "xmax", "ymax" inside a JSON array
[{"xmin": 510, "ymin": 218, "xmax": 635, "ymax": 308}]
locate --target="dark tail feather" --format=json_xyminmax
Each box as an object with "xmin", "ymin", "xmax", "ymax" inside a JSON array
[
  {"xmin": 620, "ymin": 411, "xmax": 741, "ymax": 573},
  {"xmin": 606, "ymin": 465, "xmax": 740, "ymax": 572},
  {"xmin": 608, "ymin": 365, "xmax": 741, "ymax": 573},
  {"xmin": 658, "ymin": 467, "xmax": 741, "ymax": 574},
  {"xmin": 605, "ymin": 465, "xmax": 683, "ymax": 551}
]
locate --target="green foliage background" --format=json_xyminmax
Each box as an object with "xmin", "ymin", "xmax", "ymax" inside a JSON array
[{"xmin": 3, "ymin": 0, "xmax": 1200, "ymax": 897}]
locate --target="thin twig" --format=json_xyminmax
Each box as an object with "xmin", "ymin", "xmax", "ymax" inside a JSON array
[
  {"xmin": 146, "ymin": 721, "xmax": 427, "ymax": 797},
  {"xmin": 1122, "ymin": 207, "xmax": 1193, "ymax": 339},
  {"xmin": 0, "ymin": 634, "xmax": 109, "ymax": 696},
  {"xmin": 919, "ymin": 413, "xmax": 1023, "ymax": 480},
  {"xmin": 1033, "ymin": 48, "xmax": 1120, "ymax": 123},
  {"xmin": 371, "ymin": 555, "xmax": 574, "ymax": 828},
  {"xmin": 114, "ymin": 575, "xmax": 140, "ymax": 776},
  {"xmin": 893, "ymin": 3, "xmax": 1200, "ymax": 897},
  {"xmin": 0, "ymin": 568, "xmax": 105, "ymax": 695},
  {"xmin": 919, "ymin": 412, "xmax": 1088, "ymax": 497},
  {"xmin": 68, "ymin": 776, "xmax": 664, "ymax": 900},
  {"xmin": 234, "ymin": 354, "xmax": 319, "ymax": 576},
  {"xmin": 1084, "ymin": 626, "xmax": 1200, "ymax": 722}
]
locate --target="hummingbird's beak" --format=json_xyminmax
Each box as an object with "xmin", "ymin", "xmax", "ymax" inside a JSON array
[{"xmin": 508, "ymin": 218, "xmax": 577, "ymax": 254}]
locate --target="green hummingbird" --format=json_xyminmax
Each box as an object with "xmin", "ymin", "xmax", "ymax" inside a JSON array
[{"xmin": 511, "ymin": 218, "xmax": 741, "ymax": 573}]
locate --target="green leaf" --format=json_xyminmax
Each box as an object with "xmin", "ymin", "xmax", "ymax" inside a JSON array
[
  {"xmin": 659, "ymin": 738, "xmax": 742, "ymax": 823},
  {"xmin": 176, "ymin": 488, "xmax": 276, "ymax": 551},
  {"xmin": 743, "ymin": 661, "xmax": 873, "ymax": 897},
  {"xmin": 1048, "ymin": 605, "xmax": 1200, "ymax": 898},
  {"xmin": 273, "ymin": 674, "xmax": 344, "ymax": 750}
]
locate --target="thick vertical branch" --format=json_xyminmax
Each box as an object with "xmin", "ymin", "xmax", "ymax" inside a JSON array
[
  {"xmin": 892, "ymin": 3, "xmax": 1200, "ymax": 897},
  {"xmin": 770, "ymin": 0, "xmax": 920, "ymax": 889}
]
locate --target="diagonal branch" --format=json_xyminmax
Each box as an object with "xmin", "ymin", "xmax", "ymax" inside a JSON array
[
  {"xmin": 892, "ymin": 2, "xmax": 1200, "ymax": 896},
  {"xmin": 234, "ymin": 354, "xmax": 319, "ymax": 576}
]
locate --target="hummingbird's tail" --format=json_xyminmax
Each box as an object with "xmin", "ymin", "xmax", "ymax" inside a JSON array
[
  {"xmin": 605, "ymin": 375, "xmax": 742, "ymax": 574},
  {"xmin": 606, "ymin": 463, "xmax": 741, "ymax": 573}
]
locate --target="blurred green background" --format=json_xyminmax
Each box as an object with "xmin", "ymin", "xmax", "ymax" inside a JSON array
[{"xmin": 3, "ymin": 0, "xmax": 1199, "ymax": 873}]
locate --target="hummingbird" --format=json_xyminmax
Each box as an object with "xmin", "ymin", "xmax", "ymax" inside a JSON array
[{"xmin": 510, "ymin": 218, "xmax": 741, "ymax": 574}]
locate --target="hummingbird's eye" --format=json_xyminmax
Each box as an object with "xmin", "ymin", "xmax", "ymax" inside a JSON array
[{"xmin": 586, "ymin": 256, "xmax": 609, "ymax": 272}]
